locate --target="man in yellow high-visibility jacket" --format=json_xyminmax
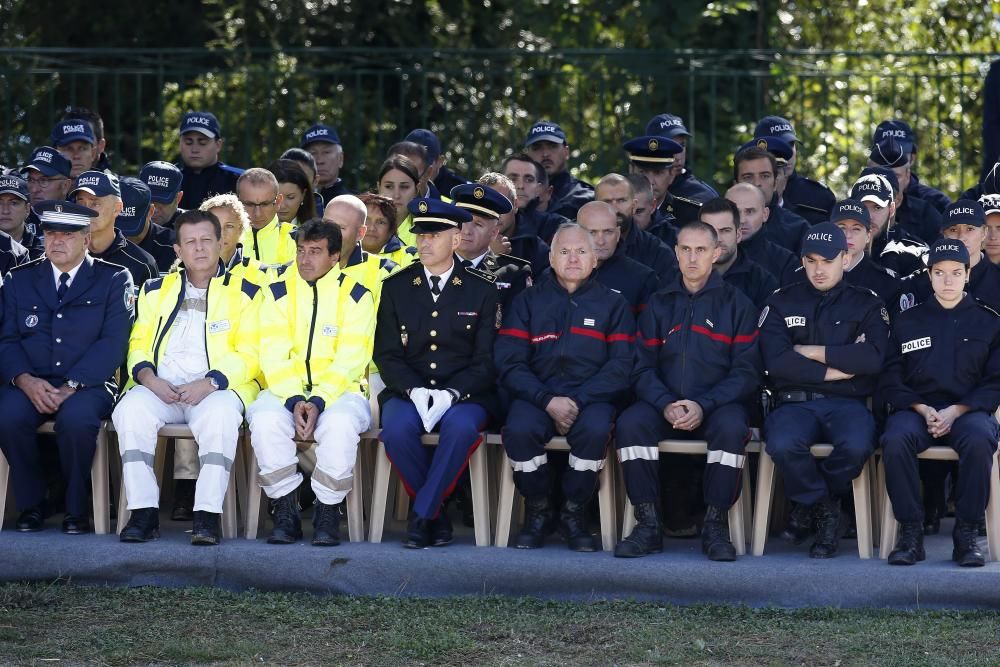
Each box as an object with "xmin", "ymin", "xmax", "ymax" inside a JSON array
[{"xmin": 237, "ymin": 168, "xmax": 296, "ymax": 266}]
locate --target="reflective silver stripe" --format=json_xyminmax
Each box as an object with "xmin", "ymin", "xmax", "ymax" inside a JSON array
[
  {"xmin": 198, "ymin": 452, "xmax": 234, "ymax": 472},
  {"xmin": 568, "ymin": 453, "xmax": 604, "ymax": 472},
  {"xmin": 313, "ymin": 466, "xmax": 353, "ymax": 492},
  {"xmin": 257, "ymin": 463, "xmax": 298, "ymax": 487},
  {"xmin": 707, "ymin": 450, "xmax": 746, "ymax": 469},
  {"xmin": 511, "ymin": 453, "xmax": 547, "ymax": 473},
  {"xmin": 618, "ymin": 446, "xmax": 659, "ymax": 462},
  {"xmin": 121, "ymin": 449, "xmax": 155, "ymax": 467}
]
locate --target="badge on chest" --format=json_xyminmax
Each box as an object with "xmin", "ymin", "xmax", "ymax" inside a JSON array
[
  {"xmin": 901, "ymin": 336, "xmax": 931, "ymax": 354},
  {"xmin": 785, "ymin": 316, "xmax": 807, "ymax": 328}
]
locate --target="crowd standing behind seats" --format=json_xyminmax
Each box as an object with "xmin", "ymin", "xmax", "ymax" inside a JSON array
[{"xmin": 0, "ymin": 103, "xmax": 998, "ymax": 569}]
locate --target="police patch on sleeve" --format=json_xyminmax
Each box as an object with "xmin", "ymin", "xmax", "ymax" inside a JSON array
[
  {"xmin": 881, "ymin": 307, "xmax": 890, "ymax": 325},
  {"xmin": 898, "ymin": 292, "xmax": 915, "ymax": 312},
  {"xmin": 758, "ymin": 306, "xmax": 769, "ymax": 328},
  {"xmin": 124, "ymin": 285, "xmax": 136, "ymax": 313}
]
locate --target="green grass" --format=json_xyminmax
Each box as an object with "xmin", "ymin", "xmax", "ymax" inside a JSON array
[{"xmin": 0, "ymin": 581, "xmax": 998, "ymax": 665}]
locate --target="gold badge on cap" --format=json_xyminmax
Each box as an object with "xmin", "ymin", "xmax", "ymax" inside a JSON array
[
  {"xmin": 756, "ymin": 139, "xmax": 769, "ymax": 150},
  {"xmin": 418, "ymin": 201, "xmax": 428, "ymax": 214},
  {"xmin": 648, "ymin": 139, "xmax": 659, "ymax": 151},
  {"xmin": 473, "ymin": 186, "xmax": 485, "ymax": 199}
]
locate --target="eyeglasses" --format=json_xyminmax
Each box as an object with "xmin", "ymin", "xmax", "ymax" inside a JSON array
[
  {"xmin": 239, "ymin": 198, "xmax": 277, "ymax": 211},
  {"xmin": 26, "ymin": 176, "xmax": 68, "ymax": 186}
]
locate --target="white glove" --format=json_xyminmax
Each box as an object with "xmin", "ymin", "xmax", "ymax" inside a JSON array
[
  {"xmin": 409, "ymin": 387, "xmax": 433, "ymax": 428},
  {"xmin": 423, "ymin": 389, "xmax": 454, "ymax": 432}
]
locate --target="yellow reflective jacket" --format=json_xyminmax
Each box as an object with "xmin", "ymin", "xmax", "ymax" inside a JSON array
[
  {"xmin": 240, "ymin": 215, "xmax": 297, "ymax": 266},
  {"xmin": 378, "ymin": 234, "xmax": 418, "ymax": 269},
  {"xmin": 126, "ymin": 266, "xmax": 263, "ymax": 408},
  {"xmin": 225, "ymin": 244, "xmax": 277, "ymax": 287},
  {"xmin": 259, "ymin": 265, "xmax": 375, "ymax": 411}
]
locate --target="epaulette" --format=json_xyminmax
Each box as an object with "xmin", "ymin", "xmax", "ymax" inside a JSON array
[
  {"xmin": 241, "ymin": 279, "xmax": 261, "ymax": 300},
  {"xmin": 465, "ymin": 265, "xmax": 497, "ymax": 283},
  {"xmin": 9, "ymin": 256, "xmax": 46, "ymax": 273},
  {"xmin": 974, "ymin": 298, "xmax": 1000, "ymax": 318},
  {"xmin": 349, "ymin": 282, "xmax": 370, "ymax": 303},
  {"xmin": 497, "ymin": 253, "xmax": 531, "ymax": 269},
  {"xmin": 268, "ymin": 281, "xmax": 288, "ymax": 300}
]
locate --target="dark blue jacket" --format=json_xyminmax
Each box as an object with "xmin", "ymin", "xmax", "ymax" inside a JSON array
[
  {"xmin": 517, "ymin": 206, "xmax": 571, "ymax": 246},
  {"xmin": 177, "ymin": 161, "xmax": 244, "ymax": 210},
  {"xmin": 634, "ymin": 271, "xmax": 761, "ymax": 414},
  {"xmin": 881, "ymin": 294, "xmax": 1000, "ymax": 413},
  {"xmin": 0, "ymin": 230, "xmax": 28, "ymax": 275},
  {"xmin": 593, "ymin": 246, "xmax": 661, "ymax": 315},
  {"xmin": 495, "ymin": 274, "xmax": 634, "ymax": 410},
  {"xmin": 896, "ymin": 193, "xmax": 943, "ymax": 245},
  {"xmin": 783, "ymin": 171, "xmax": 836, "ymax": 225},
  {"xmin": 508, "ymin": 227, "xmax": 549, "ymax": 278},
  {"xmin": 722, "ymin": 249, "xmax": 778, "ymax": 309},
  {"xmin": 646, "ymin": 209, "xmax": 679, "ymax": 247},
  {"xmin": 740, "ymin": 228, "xmax": 800, "ymax": 286},
  {"xmin": 897, "ymin": 255, "xmax": 1000, "ymax": 314},
  {"xmin": 764, "ymin": 194, "xmax": 810, "ymax": 253},
  {"xmin": 620, "ymin": 220, "xmax": 679, "ymax": 281},
  {"xmin": 907, "ymin": 174, "xmax": 951, "ymax": 215},
  {"xmin": 789, "ymin": 255, "xmax": 901, "ymax": 306},
  {"xmin": 547, "ymin": 170, "xmax": 594, "ymax": 221}
]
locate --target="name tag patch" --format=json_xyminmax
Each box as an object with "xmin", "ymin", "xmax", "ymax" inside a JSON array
[
  {"xmin": 785, "ymin": 316, "xmax": 807, "ymax": 327},
  {"xmin": 322, "ymin": 325, "xmax": 338, "ymax": 337},
  {"xmin": 583, "ymin": 318, "xmax": 596, "ymax": 327},
  {"xmin": 207, "ymin": 320, "xmax": 230, "ymax": 334},
  {"xmin": 901, "ymin": 337, "xmax": 931, "ymax": 354}
]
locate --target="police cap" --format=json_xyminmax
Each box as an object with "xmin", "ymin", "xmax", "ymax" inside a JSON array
[
  {"xmin": 624, "ymin": 135, "xmax": 683, "ymax": 168},
  {"xmin": 927, "ymin": 238, "xmax": 970, "ymax": 267},
  {"xmin": 800, "ymin": 222, "xmax": 848, "ymax": 259},
  {"xmin": 830, "ymin": 198, "xmax": 871, "ymax": 230},
  {"xmin": 139, "ymin": 161, "xmax": 184, "ymax": 204},
  {"xmin": 301, "ymin": 123, "xmax": 341, "ymax": 148},
  {"xmin": 180, "ymin": 111, "xmax": 221, "ymax": 139},
  {"xmin": 853, "ymin": 169, "xmax": 896, "ymax": 207},
  {"xmin": 644, "ymin": 113, "xmax": 691, "ymax": 139},
  {"xmin": 405, "ymin": 129, "xmax": 442, "ymax": 162},
  {"xmin": 51, "ymin": 118, "xmax": 96, "ymax": 147},
  {"xmin": 21, "ymin": 146, "xmax": 72, "ymax": 179},
  {"xmin": 115, "ymin": 177, "xmax": 153, "ymax": 237},
  {"xmin": 70, "ymin": 170, "xmax": 121, "ymax": 198},
  {"xmin": 34, "ymin": 199, "xmax": 98, "ymax": 232},
  {"xmin": 0, "ymin": 174, "xmax": 30, "ymax": 202},
  {"xmin": 869, "ymin": 137, "xmax": 908, "ymax": 169},
  {"xmin": 873, "ymin": 120, "xmax": 916, "ymax": 155},
  {"xmin": 525, "ymin": 121, "xmax": 567, "ymax": 147},
  {"xmin": 942, "ymin": 199, "xmax": 985, "ymax": 229},
  {"xmin": 979, "ymin": 193, "xmax": 1000, "ymax": 217},
  {"xmin": 408, "ymin": 197, "xmax": 472, "ymax": 234},
  {"xmin": 754, "ymin": 115, "xmax": 798, "ymax": 143},
  {"xmin": 450, "ymin": 183, "xmax": 513, "ymax": 219},
  {"xmin": 739, "ymin": 136, "xmax": 793, "ymax": 166}
]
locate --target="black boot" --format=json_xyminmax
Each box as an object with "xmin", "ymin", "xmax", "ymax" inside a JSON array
[
  {"xmin": 267, "ymin": 491, "xmax": 302, "ymax": 544},
  {"xmin": 403, "ymin": 511, "xmax": 431, "ymax": 549},
  {"xmin": 978, "ymin": 515, "xmax": 988, "ymax": 538},
  {"xmin": 952, "ymin": 519, "xmax": 985, "ymax": 567},
  {"xmin": 120, "ymin": 507, "xmax": 160, "ymax": 542},
  {"xmin": 559, "ymin": 499, "xmax": 597, "ymax": 552},
  {"xmin": 430, "ymin": 510, "xmax": 453, "ymax": 547},
  {"xmin": 191, "ymin": 510, "xmax": 221, "ymax": 546},
  {"xmin": 171, "ymin": 479, "xmax": 195, "ymax": 521},
  {"xmin": 614, "ymin": 503, "xmax": 663, "ymax": 558},
  {"xmin": 702, "ymin": 506, "xmax": 737, "ymax": 562},
  {"xmin": 311, "ymin": 501, "xmax": 343, "ymax": 546},
  {"xmin": 781, "ymin": 501, "xmax": 814, "ymax": 545},
  {"xmin": 887, "ymin": 521, "xmax": 925, "ymax": 565},
  {"xmin": 514, "ymin": 497, "xmax": 554, "ymax": 549},
  {"xmin": 809, "ymin": 496, "xmax": 841, "ymax": 559}
]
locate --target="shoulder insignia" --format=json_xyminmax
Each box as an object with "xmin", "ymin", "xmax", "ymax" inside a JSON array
[
  {"xmin": 349, "ymin": 282, "xmax": 370, "ymax": 303},
  {"xmin": 465, "ymin": 266, "xmax": 497, "ymax": 283},
  {"xmin": 498, "ymin": 253, "xmax": 531, "ymax": 268},
  {"xmin": 268, "ymin": 281, "xmax": 288, "ymax": 301},
  {"xmin": 9, "ymin": 256, "xmax": 45, "ymax": 273},
  {"xmin": 241, "ymin": 279, "xmax": 261, "ymax": 300}
]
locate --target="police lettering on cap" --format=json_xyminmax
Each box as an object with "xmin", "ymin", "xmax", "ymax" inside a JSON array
[
  {"xmin": 800, "ymin": 222, "xmax": 848, "ymax": 259},
  {"xmin": 873, "ymin": 120, "xmax": 916, "ymax": 155},
  {"xmin": 869, "ymin": 137, "xmax": 908, "ymax": 169},
  {"xmin": 301, "ymin": 123, "xmax": 341, "ymax": 148},
  {"xmin": 450, "ymin": 183, "xmax": 513, "ymax": 219},
  {"xmin": 753, "ymin": 115, "xmax": 798, "ymax": 143},
  {"xmin": 979, "ymin": 193, "xmax": 1000, "ymax": 217},
  {"xmin": 34, "ymin": 199, "xmax": 98, "ymax": 232},
  {"xmin": 927, "ymin": 237, "xmax": 970, "ymax": 267},
  {"xmin": 179, "ymin": 111, "xmax": 221, "ymax": 139},
  {"xmin": 623, "ymin": 135, "xmax": 683, "ymax": 167},
  {"xmin": 0, "ymin": 175, "xmax": 30, "ymax": 201},
  {"xmin": 525, "ymin": 121, "xmax": 567, "ymax": 147},
  {"xmin": 830, "ymin": 198, "xmax": 872, "ymax": 230},
  {"xmin": 50, "ymin": 118, "xmax": 96, "ymax": 147},
  {"xmin": 739, "ymin": 136, "xmax": 793, "ymax": 166},
  {"xmin": 943, "ymin": 199, "xmax": 986, "ymax": 229},
  {"xmin": 139, "ymin": 160, "xmax": 184, "ymax": 204},
  {"xmin": 21, "ymin": 146, "xmax": 73, "ymax": 178},
  {"xmin": 70, "ymin": 170, "xmax": 121, "ymax": 198},
  {"xmin": 644, "ymin": 113, "xmax": 691, "ymax": 139},
  {"xmin": 405, "ymin": 129, "xmax": 442, "ymax": 163},
  {"xmin": 851, "ymin": 172, "xmax": 894, "ymax": 208},
  {"xmin": 407, "ymin": 197, "xmax": 473, "ymax": 234},
  {"xmin": 115, "ymin": 177, "xmax": 152, "ymax": 237}
]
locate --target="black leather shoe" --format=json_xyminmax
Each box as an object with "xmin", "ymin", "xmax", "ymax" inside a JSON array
[
  {"xmin": 171, "ymin": 479, "xmax": 195, "ymax": 521},
  {"xmin": 887, "ymin": 521, "xmax": 925, "ymax": 566},
  {"xmin": 559, "ymin": 499, "xmax": 598, "ymax": 552},
  {"xmin": 430, "ymin": 511, "xmax": 453, "ymax": 547},
  {"xmin": 62, "ymin": 514, "xmax": 91, "ymax": 535},
  {"xmin": 514, "ymin": 497, "xmax": 554, "ymax": 549},
  {"xmin": 781, "ymin": 502, "xmax": 814, "ymax": 545},
  {"xmin": 809, "ymin": 496, "xmax": 841, "ymax": 559},
  {"xmin": 403, "ymin": 512, "xmax": 431, "ymax": 549},
  {"xmin": 615, "ymin": 502, "xmax": 663, "ymax": 558},
  {"xmin": 953, "ymin": 519, "xmax": 985, "ymax": 567},
  {"xmin": 120, "ymin": 507, "xmax": 160, "ymax": 542},
  {"xmin": 191, "ymin": 510, "xmax": 222, "ymax": 546},
  {"xmin": 311, "ymin": 501, "xmax": 343, "ymax": 547},
  {"xmin": 15, "ymin": 507, "xmax": 44, "ymax": 532}
]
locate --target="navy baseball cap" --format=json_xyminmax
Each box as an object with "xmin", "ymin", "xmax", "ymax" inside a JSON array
[
  {"xmin": 139, "ymin": 161, "xmax": 184, "ymax": 204},
  {"xmin": 115, "ymin": 177, "xmax": 152, "ymax": 236},
  {"xmin": 180, "ymin": 111, "xmax": 221, "ymax": 139},
  {"xmin": 450, "ymin": 183, "xmax": 513, "ymax": 219},
  {"xmin": 623, "ymin": 135, "xmax": 683, "ymax": 167},
  {"xmin": 873, "ymin": 120, "xmax": 915, "ymax": 154},
  {"xmin": 979, "ymin": 193, "xmax": 1000, "ymax": 216},
  {"xmin": 21, "ymin": 146, "xmax": 73, "ymax": 178},
  {"xmin": 0, "ymin": 174, "xmax": 29, "ymax": 201},
  {"xmin": 830, "ymin": 198, "xmax": 872, "ymax": 230},
  {"xmin": 942, "ymin": 199, "xmax": 985, "ymax": 229},
  {"xmin": 301, "ymin": 123, "xmax": 341, "ymax": 147},
  {"xmin": 525, "ymin": 121, "xmax": 567, "ymax": 147},
  {"xmin": 800, "ymin": 222, "xmax": 848, "ymax": 259},
  {"xmin": 51, "ymin": 118, "xmax": 95, "ymax": 147},
  {"xmin": 35, "ymin": 200, "xmax": 98, "ymax": 232},
  {"xmin": 644, "ymin": 113, "xmax": 691, "ymax": 139},
  {"xmin": 852, "ymin": 170, "xmax": 895, "ymax": 207},
  {"xmin": 405, "ymin": 129, "xmax": 442, "ymax": 163},
  {"xmin": 927, "ymin": 238, "xmax": 970, "ymax": 267},
  {"xmin": 408, "ymin": 197, "xmax": 472, "ymax": 233},
  {"xmin": 70, "ymin": 170, "xmax": 121, "ymax": 198},
  {"xmin": 869, "ymin": 138, "xmax": 908, "ymax": 169},
  {"xmin": 739, "ymin": 136, "xmax": 793, "ymax": 166},
  {"xmin": 754, "ymin": 115, "xmax": 798, "ymax": 143}
]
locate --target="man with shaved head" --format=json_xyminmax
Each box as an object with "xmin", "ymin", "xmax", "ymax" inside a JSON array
[
  {"xmin": 596, "ymin": 174, "xmax": 678, "ymax": 279},
  {"xmin": 726, "ymin": 182, "xmax": 798, "ymax": 284}
]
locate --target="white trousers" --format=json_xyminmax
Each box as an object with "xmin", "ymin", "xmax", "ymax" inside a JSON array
[
  {"xmin": 247, "ymin": 390, "xmax": 371, "ymax": 505},
  {"xmin": 112, "ymin": 385, "xmax": 244, "ymax": 512}
]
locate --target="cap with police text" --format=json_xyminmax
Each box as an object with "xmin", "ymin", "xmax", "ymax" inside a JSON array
[
  {"xmin": 644, "ymin": 113, "xmax": 691, "ymax": 139},
  {"xmin": 70, "ymin": 170, "xmax": 121, "ymax": 198},
  {"xmin": 869, "ymin": 137, "xmax": 908, "ymax": 169},
  {"xmin": 851, "ymin": 172, "xmax": 894, "ymax": 207},
  {"xmin": 21, "ymin": 146, "xmax": 72, "ymax": 178},
  {"xmin": 979, "ymin": 193, "xmax": 1000, "ymax": 216},
  {"xmin": 450, "ymin": 183, "xmax": 513, "ymax": 219},
  {"xmin": 408, "ymin": 197, "xmax": 472, "ymax": 234},
  {"xmin": 405, "ymin": 129, "xmax": 442, "ymax": 163},
  {"xmin": 51, "ymin": 118, "xmax": 96, "ymax": 147},
  {"xmin": 180, "ymin": 111, "xmax": 221, "ymax": 139},
  {"xmin": 301, "ymin": 123, "xmax": 341, "ymax": 148},
  {"xmin": 623, "ymin": 135, "xmax": 683, "ymax": 168},
  {"xmin": 525, "ymin": 121, "xmax": 567, "ymax": 147},
  {"xmin": 830, "ymin": 198, "xmax": 871, "ymax": 230},
  {"xmin": 873, "ymin": 120, "xmax": 915, "ymax": 155},
  {"xmin": 115, "ymin": 177, "xmax": 152, "ymax": 237},
  {"xmin": 942, "ymin": 199, "xmax": 985, "ymax": 229},
  {"xmin": 754, "ymin": 115, "xmax": 798, "ymax": 143},
  {"xmin": 800, "ymin": 222, "xmax": 848, "ymax": 259},
  {"xmin": 139, "ymin": 161, "xmax": 183, "ymax": 204},
  {"xmin": 0, "ymin": 175, "xmax": 30, "ymax": 202},
  {"xmin": 927, "ymin": 237, "xmax": 970, "ymax": 267},
  {"xmin": 739, "ymin": 136, "xmax": 793, "ymax": 166},
  {"xmin": 34, "ymin": 200, "xmax": 98, "ymax": 232}
]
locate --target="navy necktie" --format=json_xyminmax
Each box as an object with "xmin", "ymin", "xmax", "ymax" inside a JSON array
[{"xmin": 56, "ymin": 272, "xmax": 70, "ymax": 302}]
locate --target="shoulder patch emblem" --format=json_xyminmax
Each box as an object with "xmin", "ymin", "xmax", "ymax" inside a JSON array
[
  {"xmin": 269, "ymin": 281, "xmax": 288, "ymax": 301},
  {"xmin": 898, "ymin": 292, "xmax": 915, "ymax": 312}
]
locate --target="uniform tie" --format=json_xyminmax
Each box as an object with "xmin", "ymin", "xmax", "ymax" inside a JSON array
[
  {"xmin": 56, "ymin": 272, "xmax": 70, "ymax": 301},
  {"xmin": 430, "ymin": 275, "xmax": 442, "ymax": 297},
  {"xmin": 460, "ymin": 258, "xmax": 474, "ymax": 269}
]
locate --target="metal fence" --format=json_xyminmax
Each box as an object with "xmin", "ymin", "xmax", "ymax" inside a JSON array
[{"xmin": 0, "ymin": 48, "xmax": 995, "ymax": 198}]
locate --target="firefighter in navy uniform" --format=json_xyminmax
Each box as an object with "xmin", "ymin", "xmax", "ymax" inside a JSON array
[
  {"xmin": 760, "ymin": 223, "xmax": 890, "ymax": 558},
  {"xmin": 495, "ymin": 223, "xmax": 634, "ymax": 551},
  {"xmin": 645, "ymin": 113, "xmax": 718, "ymax": 226},
  {"xmin": 880, "ymin": 239, "xmax": 1000, "ymax": 567},
  {"xmin": 0, "ymin": 201, "xmax": 134, "ymax": 533},
  {"xmin": 374, "ymin": 198, "xmax": 502, "ymax": 549},
  {"xmin": 754, "ymin": 115, "xmax": 836, "ymax": 225}
]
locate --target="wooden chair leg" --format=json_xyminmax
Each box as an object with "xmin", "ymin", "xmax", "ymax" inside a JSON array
[
  {"xmin": 367, "ymin": 441, "xmax": 392, "ymax": 543},
  {"xmin": 393, "ymin": 476, "xmax": 411, "ymax": 521},
  {"xmin": 852, "ymin": 461, "xmax": 873, "ymax": 559},
  {"xmin": 469, "ymin": 437, "xmax": 491, "ymax": 547},
  {"xmin": 222, "ymin": 459, "xmax": 239, "ymax": 539},
  {"xmin": 597, "ymin": 456, "xmax": 616, "ymax": 552},
  {"xmin": 879, "ymin": 459, "xmax": 897, "ymax": 560},
  {"xmin": 91, "ymin": 426, "xmax": 110, "ymax": 535},
  {"xmin": 987, "ymin": 450, "xmax": 1000, "ymax": 562},
  {"xmin": 244, "ymin": 447, "xmax": 263, "ymax": 540},
  {"xmin": 494, "ymin": 456, "xmax": 516, "ymax": 548},
  {"xmin": 751, "ymin": 448, "xmax": 776, "ymax": 556}
]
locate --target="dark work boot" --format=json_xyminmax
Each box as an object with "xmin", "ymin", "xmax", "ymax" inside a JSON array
[
  {"xmin": 171, "ymin": 479, "xmax": 195, "ymax": 521},
  {"xmin": 430, "ymin": 510, "xmax": 453, "ymax": 547},
  {"xmin": 191, "ymin": 510, "xmax": 221, "ymax": 545},
  {"xmin": 403, "ymin": 511, "xmax": 431, "ymax": 549},
  {"xmin": 952, "ymin": 519, "xmax": 985, "ymax": 567},
  {"xmin": 514, "ymin": 497, "xmax": 554, "ymax": 549},
  {"xmin": 267, "ymin": 491, "xmax": 302, "ymax": 544},
  {"xmin": 781, "ymin": 501, "xmax": 814, "ymax": 545},
  {"xmin": 311, "ymin": 501, "xmax": 343, "ymax": 546},
  {"xmin": 809, "ymin": 496, "xmax": 841, "ymax": 559},
  {"xmin": 887, "ymin": 521, "xmax": 925, "ymax": 565},
  {"xmin": 120, "ymin": 507, "xmax": 160, "ymax": 542},
  {"xmin": 977, "ymin": 515, "xmax": 987, "ymax": 538},
  {"xmin": 614, "ymin": 502, "xmax": 663, "ymax": 558},
  {"xmin": 701, "ymin": 506, "xmax": 737, "ymax": 562},
  {"xmin": 559, "ymin": 499, "xmax": 597, "ymax": 552}
]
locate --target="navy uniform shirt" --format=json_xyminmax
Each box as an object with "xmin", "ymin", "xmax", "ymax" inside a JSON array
[
  {"xmin": 177, "ymin": 161, "xmax": 244, "ymax": 210},
  {"xmin": 0, "ymin": 229, "xmax": 29, "ymax": 275},
  {"xmin": 907, "ymin": 174, "xmax": 951, "ymax": 215},
  {"xmin": 0, "ymin": 255, "xmax": 134, "ymax": 394},
  {"xmin": 318, "ymin": 179, "xmax": 351, "ymax": 204},
  {"xmin": 897, "ymin": 255, "xmax": 1000, "ymax": 314},
  {"xmin": 592, "ymin": 246, "xmax": 661, "ymax": 315},
  {"xmin": 547, "ymin": 170, "xmax": 595, "ymax": 221},
  {"xmin": 740, "ymin": 229, "xmax": 800, "ymax": 286},
  {"xmin": 135, "ymin": 222, "xmax": 177, "ymax": 273},
  {"xmin": 91, "ymin": 228, "xmax": 160, "ymax": 290},
  {"xmin": 783, "ymin": 171, "xmax": 836, "ymax": 226},
  {"xmin": 790, "ymin": 255, "xmax": 901, "ymax": 306},
  {"xmin": 764, "ymin": 194, "xmax": 811, "ymax": 253},
  {"xmin": 722, "ymin": 249, "xmax": 779, "ymax": 309},
  {"xmin": 895, "ymin": 194, "xmax": 943, "ymax": 245}
]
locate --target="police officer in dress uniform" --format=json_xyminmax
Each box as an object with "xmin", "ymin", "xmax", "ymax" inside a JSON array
[
  {"xmin": 645, "ymin": 114, "xmax": 717, "ymax": 225},
  {"xmin": 0, "ymin": 200, "xmax": 134, "ymax": 533},
  {"xmin": 879, "ymin": 239, "xmax": 1000, "ymax": 567},
  {"xmin": 622, "ymin": 135, "xmax": 684, "ymax": 238},
  {"xmin": 374, "ymin": 198, "xmax": 502, "ymax": 548},
  {"xmin": 760, "ymin": 223, "xmax": 890, "ymax": 558},
  {"xmin": 754, "ymin": 115, "xmax": 836, "ymax": 225}
]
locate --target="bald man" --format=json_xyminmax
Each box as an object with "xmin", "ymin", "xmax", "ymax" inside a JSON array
[{"xmin": 726, "ymin": 182, "xmax": 798, "ymax": 285}]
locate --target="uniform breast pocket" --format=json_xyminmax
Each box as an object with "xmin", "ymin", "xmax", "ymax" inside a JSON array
[
  {"xmin": 17, "ymin": 306, "xmax": 50, "ymax": 336},
  {"xmin": 64, "ymin": 298, "xmax": 105, "ymax": 339}
]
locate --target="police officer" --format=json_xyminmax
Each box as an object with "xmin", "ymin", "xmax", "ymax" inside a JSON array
[
  {"xmin": 982, "ymin": 194, "xmax": 1000, "ymax": 265},
  {"xmin": 500, "ymin": 153, "xmax": 572, "ymax": 245},
  {"xmin": 850, "ymin": 170, "xmax": 928, "ymax": 280},
  {"xmin": 140, "ymin": 161, "xmax": 186, "ymax": 229},
  {"xmin": 495, "ymin": 223, "xmax": 634, "ymax": 551},
  {"xmin": 303, "ymin": 123, "xmax": 350, "ymax": 202},
  {"xmin": 645, "ymin": 113, "xmax": 719, "ymax": 225},
  {"xmin": 523, "ymin": 120, "xmax": 594, "ymax": 220},
  {"xmin": 867, "ymin": 137, "xmax": 942, "ymax": 244},
  {"xmin": 176, "ymin": 111, "xmax": 244, "ymax": 210},
  {"xmin": 699, "ymin": 196, "xmax": 778, "ymax": 309},
  {"xmin": 819, "ymin": 199, "xmax": 901, "ymax": 303},
  {"xmin": 406, "ymin": 129, "xmax": 467, "ymax": 197},
  {"xmin": 725, "ymin": 182, "xmax": 799, "ymax": 285},
  {"xmin": 0, "ymin": 175, "xmax": 32, "ymax": 270},
  {"xmin": 0, "ymin": 201, "xmax": 134, "ymax": 533},
  {"xmin": 117, "ymin": 176, "xmax": 177, "ymax": 273},
  {"xmin": 880, "ymin": 238, "xmax": 1000, "ymax": 567},
  {"xmin": 735, "ymin": 139, "xmax": 810, "ymax": 253},
  {"xmin": 760, "ymin": 223, "xmax": 890, "ymax": 558},
  {"xmin": 374, "ymin": 198, "xmax": 501, "ymax": 548},
  {"xmin": 113, "ymin": 209, "xmax": 261, "ymax": 545},
  {"xmin": 622, "ymin": 134, "xmax": 683, "ymax": 237},
  {"xmin": 754, "ymin": 115, "xmax": 836, "ymax": 225},
  {"xmin": 595, "ymin": 173, "xmax": 679, "ymax": 277},
  {"xmin": 873, "ymin": 120, "xmax": 951, "ymax": 214},
  {"xmin": 20, "ymin": 146, "xmax": 73, "ymax": 241},
  {"xmin": 51, "ymin": 118, "xmax": 100, "ymax": 178},
  {"xmin": 478, "ymin": 173, "xmax": 550, "ymax": 278},
  {"xmin": 614, "ymin": 221, "xmax": 761, "ymax": 560},
  {"xmin": 237, "ymin": 168, "xmax": 297, "ymax": 266}
]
